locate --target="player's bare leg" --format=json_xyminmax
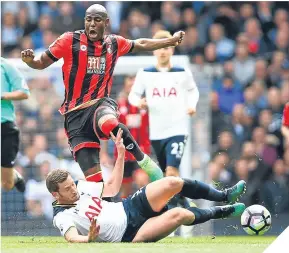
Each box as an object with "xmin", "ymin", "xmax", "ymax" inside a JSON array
[
  {"xmin": 1, "ymin": 167, "xmax": 25, "ymax": 192},
  {"xmin": 132, "ymin": 207, "xmax": 195, "ymax": 242},
  {"xmin": 133, "ymin": 202, "xmax": 245, "ymax": 243}
]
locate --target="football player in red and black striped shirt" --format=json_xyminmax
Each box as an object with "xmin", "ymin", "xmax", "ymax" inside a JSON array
[{"xmin": 21, "ymin": 4, "xmax": 185, "ymax": 184}]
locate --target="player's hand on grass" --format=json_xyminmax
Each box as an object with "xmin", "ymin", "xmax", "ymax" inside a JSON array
[
  {"xmin": 110, "ymin": 129, "xmax": 125, "ymax": 156},
  {"xmin": 88, "ymin": 219, "xmax": 100, "ymax": 242},
  {"xmin": 172, "ymin": 31, "xmax": 185, "ymax": 46},
  {"xmin": 138, "ymin": 98, "xmax": 148, "ymax": 110},
  {"xmin": 187, "ymin": 108, "xmax": 196, "ymax": 116},
  {"xmin": 21, "ymin": 49, "xmax": 35, "ymax": 63}
]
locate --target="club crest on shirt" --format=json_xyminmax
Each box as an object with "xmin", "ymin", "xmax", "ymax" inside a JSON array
[
  {"xmin": 87, "ymin": 56, "xmax": 106, "ymax": 74},
  {"xmin": 107, "ymin": 43, "xmax": 112, "ymax": 54}
]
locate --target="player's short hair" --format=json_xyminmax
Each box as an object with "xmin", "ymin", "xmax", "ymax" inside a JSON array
[
  {"xmin": 46, "ymin": 169, "xmax": 69, "ymax": 193},
  {"xmin": 153, "ymin": 30, "xmax": 173, "ymax": 39}
]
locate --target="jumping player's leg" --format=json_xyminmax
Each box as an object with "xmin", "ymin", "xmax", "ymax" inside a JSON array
[
  {"xmin": 75, "ymin": 148, "xmax": 103, "ymax": 182},
  {"xmin": 93, "ymin": 106, "xmax": 163, "ymax": 182}
]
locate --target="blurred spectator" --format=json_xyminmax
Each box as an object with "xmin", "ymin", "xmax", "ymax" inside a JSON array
[
  {"xmin": 30, "ymin": 14, "xmax": 52, "ymax": 49},
  {"xmin": 177, "ymin": 26, "xmax": 202, "ymax": 56},
  {"xmin": 51, "ymin": 2, "xmax": 83, "ymax": 35},
  {"xmin": 256, "ymin": 2, "xmax": 274, "ymax": 34},
  {"xmin": 25, "ymin": 161, "xmax": 54, "ymax": 220},
  {"xmin": 252, "ymin": 127, "xmax": 278, "ymax": 167},
  {"xmin": 105, "ymin": 1, "xmax": 124, "ymax": 33},
  {"xmin": 2, "ymin": 12, "xmax": 21, "ymax": 53},
  {"xmin": 274, "ymin": 27, "xmax": 289, "ymax": 54},
  {"xmin": 261, "ymin": 159, "xmax": 289, "ymax": 214},
  {"xmin": 211, "ymin": 92, "xmax": 230, "ymax": 145},
  {"xmin": 254, "ymin": 59, "xmax": 272, "ymax": 89},
  {"xmin": 127, "ymin": 9, "xmax": 151, "ymax": 39},
  {"xmin": 204, "ymin": 43, "xmax": 217, "ymax": 63},
  {"xmin": 34, "ymin": 31, "xmax": 56, "ymax": 56},
  {"xmin": 18, "ymin": 8, "xmax": 37, "ymax": 37},
  {"xmin": 216, "ymin": 74, "xmax": 244, "ymax": 114},
  {"xmin": 244, "ymin": 18, "xmax": 271, "ymax": 55},
  {"xmin": 161, "ymin": 2, "xmax": 181, "ymax": 32},
  {"xmin": 267, "ymin": 87, "xmax": 283, "ymax": 114},
  {"xmin": 181, "ymin": 8, "xmax": 197, "ymax": 30},
  {"xmin": 209, "ymin": 23, "xmax": 235, "ymax": 62},
  {"xmin": 268, "ymin": 8, "xmax": 288, "ymax": 43},
  {"xmin": 214, "ymin": 131, "xmax": 240, "ymax": 162},
  {"xmin": 268, "ymin": 51, "xmax": 286, "ymax": 86},
  {"xmin": 244, "ymin": 87, "xmax": 259, "ymax": 118},
  {"xmin": 227, "ymin": 104, "xmax": 251, "ymax": 144},
  {"xmin": 233, "ymin": 44, "xmax": 256, "ymax": 87}
]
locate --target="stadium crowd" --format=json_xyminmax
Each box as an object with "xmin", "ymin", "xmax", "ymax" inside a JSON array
[{"xmin": 1, "ymin": 1, "xmax": 289, "ymax": 224}]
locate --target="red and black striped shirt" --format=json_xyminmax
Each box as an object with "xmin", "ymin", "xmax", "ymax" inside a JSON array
[{"xmin": 46, "ymin": 30, "xmax": 134, "ymax": 115}]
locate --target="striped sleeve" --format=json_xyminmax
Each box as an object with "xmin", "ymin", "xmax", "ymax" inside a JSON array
[
  {"xmin": 45, "ymin": 32, "xmax": 73, "ymax": 61},
  {"xmin": 115, "ymin": 35, "xmax": 134, "ymax": 57}
]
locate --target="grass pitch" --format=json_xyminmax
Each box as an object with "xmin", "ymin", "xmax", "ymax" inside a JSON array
[{"xmin": 2, "ymin": 236, "xmax": 275, "ymax": 253}]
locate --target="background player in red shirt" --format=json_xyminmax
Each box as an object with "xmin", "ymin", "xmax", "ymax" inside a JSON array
[
  {"xmin": 281, "ymin": 102, "xmax": 289, "ymax": 140},
  {"xmin": 116, "ymin": 76, "xmax": 150, "ymax": 198},
  {"xmin": 21, "ymin": 4, "xmax": 185, "ymax": 184}
]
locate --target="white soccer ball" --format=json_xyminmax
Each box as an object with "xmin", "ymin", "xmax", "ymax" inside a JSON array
[{"xmin": 241, "ymin": 204, "xmax": 271, "ymax": 235}]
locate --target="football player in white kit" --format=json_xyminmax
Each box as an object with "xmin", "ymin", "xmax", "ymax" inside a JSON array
[
  {"xmin": 128, "ymin": 30, "xmax": 200, "ymax": 208},
  {"xmin": 47, "ymin": 129, "xmax": 246, "ymax": 243}
]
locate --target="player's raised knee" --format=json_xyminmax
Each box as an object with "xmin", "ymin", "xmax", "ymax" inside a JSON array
[
  {"xmin": 164, "ymin": 176, "xmax": 183, "ymax": 191},
  {"xmin": 98, "ymin": 114, "xmax": 119, "ymax": 137}
]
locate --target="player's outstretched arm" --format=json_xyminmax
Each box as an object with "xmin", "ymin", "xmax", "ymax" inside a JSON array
[
  {"xmin": 102, "ymin": 129, "xmax": 125, "ymax": 197},
  {"xmin": 64, "ymin": 220, "xmax": 100, "ymax": 243},
  {"xmin": 21, "ymin": 49, "xmax": 54, "ymax": 70},
  {"xmin": 132, "ymin": 31, "xmax": 185, "ymax": 53}
]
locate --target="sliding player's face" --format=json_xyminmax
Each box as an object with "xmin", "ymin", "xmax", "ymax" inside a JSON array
[
  {"xmin": 154, "ymin": 47, "xmax": 174, "ymax": 66},
  {"xmin": 56, "ymin": 175, "xmax": 79, "ymax": 203},
  {"xmin": 85, "ymin": 14, "xmax": 109, "ymax": 41}
]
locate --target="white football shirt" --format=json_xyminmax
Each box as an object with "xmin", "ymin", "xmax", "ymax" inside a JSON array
[
  {"xmin": 129, "ymin": 66, "xmax": 199, "ymax": 140},
  {"xmin": 53, "ymin": 180, "xmax": 127, "ymax": 242}
]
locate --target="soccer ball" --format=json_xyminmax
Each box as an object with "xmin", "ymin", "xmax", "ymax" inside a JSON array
[{"xmin": 241, "ymin": 205, "xmax": 271, "ymax": 235}]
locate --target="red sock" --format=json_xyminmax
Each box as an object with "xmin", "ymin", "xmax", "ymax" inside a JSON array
[{"xmin": 86, "ymin": 172, "xmax": 103, "ymax": 183}]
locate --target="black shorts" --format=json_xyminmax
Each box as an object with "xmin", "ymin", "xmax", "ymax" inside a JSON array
[
  {"xmin": 121, "ymin": 186, "xmax": 168, "ymax": 242},
  {"xmin": 151, "ymin": 135, "xmax": 187, "ymax": 172},
  {"xmin": 1, "ymin": 122, "xmax": 19, "ymax": 168},
  {"xmin": 64, "ymin": 97, "xmax": 118, "ymax": 161}
]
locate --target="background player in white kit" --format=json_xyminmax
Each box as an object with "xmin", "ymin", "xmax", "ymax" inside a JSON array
[
  {"xmin": 128, "ymin": 30, "xmax": 200, "ymax": 207},
  {"xmin": 47, "ymin": 129, "xmax": 246, "ymax": 243}
]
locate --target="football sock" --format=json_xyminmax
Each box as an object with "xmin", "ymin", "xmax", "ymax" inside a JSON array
[
  {"xmin": 180, "ymin": 179, "xmax": 227, "ymax": 202},
  {"xmin": 186, "ymin": 207, "xmax": 215, "ymax": 225},
  {"xmin": 112, "ymin": 124, "xmax": 163, "ymax": 182},
  {"xmin": 112, "ymin": 123, "xmax": 144, "ymax": 161},
  {"xmin": 138, "ymin": 154, "xmax": 164, "ymax": 182}
]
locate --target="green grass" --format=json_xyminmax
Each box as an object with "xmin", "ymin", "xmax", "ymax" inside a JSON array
[{"xmin": 1, "ymin": 236, "xmax": 275, "ymax": 253}]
